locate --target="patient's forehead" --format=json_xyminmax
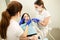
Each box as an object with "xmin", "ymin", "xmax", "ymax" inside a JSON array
[{"xmin": 24, "ymin": 14, "xmax": 29, "ymax": 17}]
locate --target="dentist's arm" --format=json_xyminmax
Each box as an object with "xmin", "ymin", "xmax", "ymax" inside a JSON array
[
  {"xmin": 32, "ymin": 16, "xmax": 50, "ymax": 27},
  {"xmin": 20, "ymin": 26, "xmax": 28, "ymax": 40},
  {"xmin": 39, "ymin": 16, "xmax": 50, "ymax": 26},
  {"xmin": 20, "ymin": 19, "xmax": 31, "ymax": 40},
  {"xmin": 20, "ymin": 25, "xmax": 28, "ymax": 37}
]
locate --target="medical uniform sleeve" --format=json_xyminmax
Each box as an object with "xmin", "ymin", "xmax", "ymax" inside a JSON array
[
  {"xmin": 44, "ymin": 11, "xmax": 51, "ymax": 25},
  {"xmin": 44, "ymin": 11, "xmax": 51, "ymax": 18},
  {"xmin": 15, "ymin": 24, "xmax": 24, "ymax": 37}
]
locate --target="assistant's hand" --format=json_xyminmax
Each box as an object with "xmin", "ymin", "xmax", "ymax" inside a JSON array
[
  {"xmin": 26, "ymin": 19, "xmax": 32, "ymax": 25},
  {"xmin": 32, "ymin": 18, "xmax": 40, "ymax": 23},
  {"xmin": 19, "ymin": 18, "xmax": 25, "ymax": 25}
]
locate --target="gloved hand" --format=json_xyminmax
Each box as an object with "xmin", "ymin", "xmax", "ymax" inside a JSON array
[
  {"xmin": 19, "ymin": 18, "xmax": 25, "ymax": 25},
  {"xmin": 26, "ymin": 19, "xmax": 32, "ymax": 25},
  {"xmin": 32, "ymin": 18, "xmax": 40, "ymax": 23}
]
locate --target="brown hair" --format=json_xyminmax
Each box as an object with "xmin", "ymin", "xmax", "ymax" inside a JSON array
[
  {"xmin": 34, "ymin": 0, "xmax": 46, "ymax": 9},
  {"xmin": 0, "ymin": 1, "xmax": 22, "ymax": 39}
]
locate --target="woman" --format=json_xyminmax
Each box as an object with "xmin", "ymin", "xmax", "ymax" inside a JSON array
[
  {"xmin": 0, "ymin": 1, "xmax": 28, "ymax": 40},
  {"xmin": 19, "ymin": 13, "xmax": 38, "ymax": 40},
  {"xmin": 32, "ymin": 0, "xmax": 51, "ymax": 40}
]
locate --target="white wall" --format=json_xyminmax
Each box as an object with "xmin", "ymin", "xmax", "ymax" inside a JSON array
[
  {"xmin": 43, "ymin": 0, "xmax": 60, "ymax": 28},
  {"xmin": 10, "ymin": 0, "xmax": 36, "ymax": 17},
  {"xmin": 0, "ymin": 0, "xmax": 7, "ymax": 21}
]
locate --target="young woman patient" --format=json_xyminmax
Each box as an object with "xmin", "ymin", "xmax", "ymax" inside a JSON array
[{"xmin": 19, "ymin": 13, "xmax": 38, "ymax": 40}]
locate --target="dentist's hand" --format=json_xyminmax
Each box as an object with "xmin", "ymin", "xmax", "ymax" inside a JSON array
[
  {"xmin": 19, "ymin": 18, "xmax": 25, "ymax": 25},
  {"xmin": 26, "ymin": 19, "xmax": 32, "ymax": 25},
  {"xmin": 32, "ymin": 18, "xmax": 40, "ymax": 23}
]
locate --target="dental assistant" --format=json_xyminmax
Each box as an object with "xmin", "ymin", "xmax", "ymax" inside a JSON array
[{"xmin": 32, "ymin": 0, "xmax": 51, "ymax": 39}]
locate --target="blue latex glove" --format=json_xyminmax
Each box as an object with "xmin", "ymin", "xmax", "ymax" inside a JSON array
[
  {"xmin": 32, "ymin": 18, "xmax": 40, "ymax": 23},
  {"xmin": 26, "ymin": 19, "xmax": 32, "ymax": 25},
  {"xmin": 19, "ymin": 18, "xmax": 25, "ymax": 25}
]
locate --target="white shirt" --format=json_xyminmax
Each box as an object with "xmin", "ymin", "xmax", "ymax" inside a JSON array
[
  {"xmin": 6, "ymin": 19, "xmax": 23, "ymax": 40},
  {"xmin": 35, "ymin": 9, "xmax": 51, "ymax": 37},
  {"xmin": 36, "ymin": 9, "xmax": 51, "ymax": 28}
]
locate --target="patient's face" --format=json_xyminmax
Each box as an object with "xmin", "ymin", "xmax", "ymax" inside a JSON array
[{"xmin": 23, "ymin": 14, "xmax": 30, "ymax": 21}]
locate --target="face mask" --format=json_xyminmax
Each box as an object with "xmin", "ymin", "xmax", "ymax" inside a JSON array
[{"xmin": 36, "ymin": 8, "xmax": 42, "ymax": 12}]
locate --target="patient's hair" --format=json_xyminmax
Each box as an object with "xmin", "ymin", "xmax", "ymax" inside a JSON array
[{"xmin": 21, "ymin": 13, "xmax": 30, "ymax": 24}]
